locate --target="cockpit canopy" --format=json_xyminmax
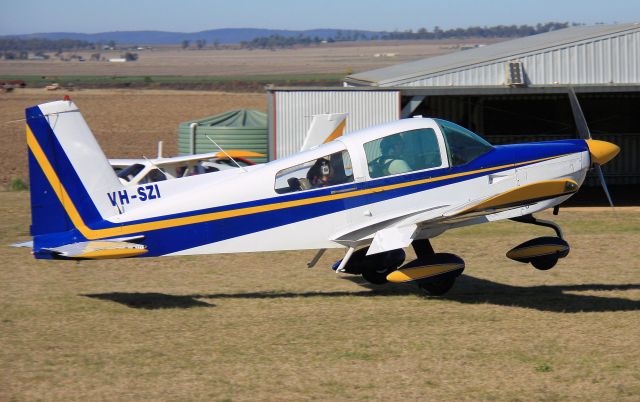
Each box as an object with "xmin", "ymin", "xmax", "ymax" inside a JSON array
[{"xmin": 272, "ymin": 117, "xmax": 493, "ymax": 194}]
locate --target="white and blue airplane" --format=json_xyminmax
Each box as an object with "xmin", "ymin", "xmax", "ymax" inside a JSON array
[{"xmin": 21, "ymin": 92, "xmax": 619, "ymax": 295}]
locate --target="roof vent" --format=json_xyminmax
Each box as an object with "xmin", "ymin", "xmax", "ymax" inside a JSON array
[{"xmin": 506, "ymin": 61, "xmax": 526, "ymax": 87}]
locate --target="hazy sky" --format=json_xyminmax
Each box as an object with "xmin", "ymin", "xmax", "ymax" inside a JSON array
[{"xmin": 1, "ymin": 0, "xmax": 638, "ymax": 35}]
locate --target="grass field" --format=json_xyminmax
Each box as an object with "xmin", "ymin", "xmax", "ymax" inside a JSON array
[
  {"xmin": 1, "ymin": 190, "xmax": 638, "ymax": 401},
  {"xmin": 0, "ymin": 74, "xmax": 346, "ymax": 92},
  {"xmin": 0, "ymin": 40, "xmax": 498, "ymax": 77}
]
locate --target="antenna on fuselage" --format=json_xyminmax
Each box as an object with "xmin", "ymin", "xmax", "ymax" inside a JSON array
[{"xmin": 204, "ymin": 135, "xmax": 248, "ymax": 173}]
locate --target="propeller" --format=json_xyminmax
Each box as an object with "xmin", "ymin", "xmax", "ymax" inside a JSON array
[{"xmin": 567, "ymin": 88, "xmax": 619, "ymax": 207}]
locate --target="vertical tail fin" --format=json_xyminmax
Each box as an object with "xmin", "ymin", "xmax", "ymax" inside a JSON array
[
  {"xmin": 26, "ymin": 99, "xmax": 123, "ymax": 236},
  {"xmin": 299, "ymin": 113, "xmax": 347, "ymax": 152}
]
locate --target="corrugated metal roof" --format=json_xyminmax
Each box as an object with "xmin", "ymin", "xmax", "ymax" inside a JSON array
[{"xmin": 346, "ymin": 23, "xmax": 640, "ymax": 86}]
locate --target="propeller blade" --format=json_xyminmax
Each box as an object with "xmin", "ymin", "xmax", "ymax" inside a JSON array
[
  {"xmin": 568, "ymin": 88, "xmax": 591, "ymax": 139},
  {"xmin": 595, "ymin": 164, "xmax": 614, "ymax": 208}
]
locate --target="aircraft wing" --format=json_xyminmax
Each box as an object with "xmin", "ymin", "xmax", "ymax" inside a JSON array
[
  {"xmin": 334, "ymin": 179, "xmax": 578, "ymax": 255},
  {"xmin": 109, "ymin": 150, "xmax": 265, "ymax": 168},
  {"xmin": 109, "ymin": 158, "xmax": 140, "ymax": 168}
]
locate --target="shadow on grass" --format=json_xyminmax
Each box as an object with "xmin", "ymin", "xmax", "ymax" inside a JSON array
[
  {"xmin": 444, "ymin": 276, "xmax": 640, "ymax": 313},
  {"xmin": 83, "ymin": 275, "xmax": 640, "ymax": 312},
  {"xmin": 84, "ymin": 292, "xmax": 215, "ymax": 309}
]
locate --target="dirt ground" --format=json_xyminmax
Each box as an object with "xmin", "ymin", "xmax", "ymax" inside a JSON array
[
  {"xmin": 0, "ymin": 89, "xmax": 266, "ymax": 188},
  {"xmin": 1, "ymin": 192, "xmax": 638, "ymax": 401},
  {"xmin": 0, "ymin": 40, "xmax": 499, "ymax": 77}
]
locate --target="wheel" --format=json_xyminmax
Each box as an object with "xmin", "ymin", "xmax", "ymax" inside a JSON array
[
  {"xmin": 337, "ymin": 248, "xmax": 405, "ymax": 275},
  {"xmin": 418, "ymin": 277, "xmax": 457, "ymax": 296},
  {"xmin": 359, "ymin": 249, "xmax": 406, "ymax": 284},
  {"xmin": 361, "ymin": 266, "xmax": 396, "ymax": 284},
  {"xmin": 531, "ymin": 256, "xmax": 558, "ymax": 270}
]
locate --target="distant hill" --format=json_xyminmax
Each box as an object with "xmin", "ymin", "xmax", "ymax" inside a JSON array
[
  {"xmin": 1, "ymin": 23, "xmax": 574, "ymax": 47},
  {"xmin": 2, "ymin": 28, "xmax": 381, "ymax": 45}
]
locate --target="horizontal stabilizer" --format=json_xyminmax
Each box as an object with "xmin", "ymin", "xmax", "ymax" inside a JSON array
[
  {"xmin": 44, "ymin": 239, "xmax": 147, "ymax": 259},
  {"xmin": 11, "ymin": 240, "xmax": 34, "ymax": 248}
]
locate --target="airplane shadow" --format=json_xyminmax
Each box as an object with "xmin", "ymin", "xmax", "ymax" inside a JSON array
[
  {"xmin": 83, "ymin": 275, "xmax": 640, "ymax": 313},
  {"xmin": 84, "ymin": 292, "xmax": 216, "ymax": 309},
  {"xmin": 443, "ymin": 276, "xmax": 640, "ymax": 313}
]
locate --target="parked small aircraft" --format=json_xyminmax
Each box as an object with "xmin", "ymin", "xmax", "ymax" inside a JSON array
[
  {"xmin": 108, "ymin": 112, "xmax": 343, "ymax": 186},
  {"xmin": 20, "ymin": 91, "xmax": 619, "ymax": 295},
  {"xmin": 110, "ymin": 150, "xmax": 262, "ymax": 186}
]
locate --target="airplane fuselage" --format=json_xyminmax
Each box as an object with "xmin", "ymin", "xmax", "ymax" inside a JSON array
[{"xmin": 28, "ymin": 110, "xmax": 590, "ymax": 258}]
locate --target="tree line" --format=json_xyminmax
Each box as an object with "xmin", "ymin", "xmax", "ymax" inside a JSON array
[
  {"xmin": 378, "ymin": 22, "xmax": 573, "ymax": 40},
  {"xmin": 240, "ymin": 35, "xmax": 327, "ymax": 49},
  {"xmin": 239, "ymin": 22, "xmax": 575, "ymax": 49},
  {"xmin": 0, "ymin": 38, "xmax": 94, "ymax": 52}
]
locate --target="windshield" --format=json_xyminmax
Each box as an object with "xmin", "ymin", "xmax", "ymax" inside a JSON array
[{"xmin": 435, "ymin": 119, "xmax": 493, "ymax": 166}]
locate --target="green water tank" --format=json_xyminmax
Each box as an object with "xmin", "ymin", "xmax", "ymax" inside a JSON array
[{"xmin": 178, "ymin": 109, "xmax": 268, "ymax": 163}]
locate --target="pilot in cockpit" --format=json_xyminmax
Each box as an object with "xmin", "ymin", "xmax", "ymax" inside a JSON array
[{"xmin": 308, "ymin": 157, "xmax": 333, "ymax": 188}]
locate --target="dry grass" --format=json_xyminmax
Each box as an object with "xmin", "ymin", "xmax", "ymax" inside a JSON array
[
  {"xmin": 0, "ymin": 89, "xmax": 266, "ymax": 188},
  {"xmin": 1, "ymin": 190, "xmax": 639, "ymax": 401}
]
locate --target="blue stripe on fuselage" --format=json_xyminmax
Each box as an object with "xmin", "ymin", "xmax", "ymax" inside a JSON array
[{"xmin": 33, "ymin": 138, "xmax": 587, "ymax": 256}]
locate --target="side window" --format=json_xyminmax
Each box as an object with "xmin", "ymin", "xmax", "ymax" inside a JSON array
[
  {"xmin": 364, "ymin": 128, "xmax": 442, "ymax": 179},
  {"xmin": 275, "ymin": 150, "xmax": 354, "ymax": 194},
  {"xmin": 436, "ymin": 119, "xmax": 493, "ymax": 166}
]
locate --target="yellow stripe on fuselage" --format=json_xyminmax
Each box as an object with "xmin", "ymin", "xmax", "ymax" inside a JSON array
[
  {"xmin": 26, "ymin": 123, "xmax": 570, "ymax": 240},
  {"xmin": 456, "ymin": 179, "xmax": 578, "ymax": 216},
  {"xmin": 26, "ymin": 125, "xmax": 95, "ymax": 235}
]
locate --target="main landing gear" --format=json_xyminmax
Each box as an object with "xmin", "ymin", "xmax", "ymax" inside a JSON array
[
  {"xmin": 398, "ymin": 240, "xmax": 465, "ymax": 296},
  {"xmin": 507, "ymin": 214, "xmax": 570, "ymax": 270},
  {"xmin": 331, "ymin": 247, "xmax": 406, "ymax": 284},
  {"xmin": 332, "ymin": 239, "xmax": 465, "ymax": 296}
]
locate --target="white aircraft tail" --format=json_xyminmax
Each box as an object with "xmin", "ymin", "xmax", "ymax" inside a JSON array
[
  {"xmin": 26, "ymin": 99, "xmax": 124, "ymax": 236},
  {"xmin": 299, "ymin": 113, "xmax": 347, "ymax": 152}
]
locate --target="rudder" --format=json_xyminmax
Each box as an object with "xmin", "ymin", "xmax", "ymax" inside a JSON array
[{"xmin": 26, "ymin": 99, "xmax": 123, "ymax": 237}]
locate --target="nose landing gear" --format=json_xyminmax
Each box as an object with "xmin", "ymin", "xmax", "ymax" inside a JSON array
[{"xmin": 507, "ymin": 215, "xmax": 570, "ymax": 270}]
